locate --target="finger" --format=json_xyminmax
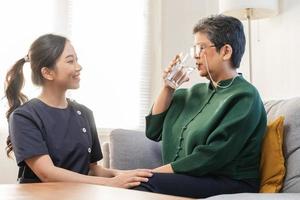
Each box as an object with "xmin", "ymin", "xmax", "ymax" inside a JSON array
[
  {"xmin": 163, "ymin": 67, "xmax": 173, "ymax": 79},
  {"xmin": 170, "ymin": 60, "xmax": 177, "ymax": 66},
  {"xmin": 170, "ymin": 54, "xmax": 181, "ymax": 66},
  {"xmin": 125, "ymin": 182, "xmax": 141, "ymax": 189},
  {"xmin": 137, "ymin": 169, "xmax": 152, "ymax": 172},
  {"xmin": 129, "ymin": 176, "xmax": 149, "ymax": 183},
  {"xmin": 135, "ymin": 171, "xmax": 153, "ymax": 177},
  {"xmin": 164, "ymin": 68, "xmax": 171, "ymax": 73},
  {"xmin": 173, "ymin": 54, "xmax": 181, "ymax": 61},
  {"xmin": 169, "ymin": 60, "xmax": 175, "ymax": 66},
  {"xmin": 178, "ymin": 76, "xmax": 189, "ymax": 85},
  {"xmin": 172, "ymin": 54, "xmax": 178, "ymax": 61},
  {"xmin": 162, "ymin": 71, "xmax": 169, "ymax": 79}
]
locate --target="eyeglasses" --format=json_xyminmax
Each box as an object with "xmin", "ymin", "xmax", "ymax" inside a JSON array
[{"xmin": 190, "ymin": 44, "xmax": 216, "ymax": 58}]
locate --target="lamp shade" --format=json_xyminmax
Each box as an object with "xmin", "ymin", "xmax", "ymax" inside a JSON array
[{"xmin": 219, "ymin": 0, "xmax": 279, "ymax": 20}]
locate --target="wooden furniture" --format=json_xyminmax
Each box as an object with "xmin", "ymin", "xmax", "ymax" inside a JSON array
[{"xmin": 0, "ymin": 182, "xmax": 193, "ymax": 200}]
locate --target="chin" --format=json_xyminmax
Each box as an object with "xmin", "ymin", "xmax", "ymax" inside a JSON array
[
  {"xmin": 198, "ymin": 70, "xmax": 208, "ymax": 77},
  {"xmin": 70, "ymin": 84, "xmax": 80, "ymax": 89}
]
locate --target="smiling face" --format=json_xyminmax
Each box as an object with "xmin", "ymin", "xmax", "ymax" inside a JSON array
[{"xmin": 43, "ymin": 41, "xmax": 82, "ymax": 90}]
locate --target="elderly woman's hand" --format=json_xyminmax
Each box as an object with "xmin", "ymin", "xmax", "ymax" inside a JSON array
[{"xmin": 163, "ymin": 54, "xmax": 190, "ymax": 89}]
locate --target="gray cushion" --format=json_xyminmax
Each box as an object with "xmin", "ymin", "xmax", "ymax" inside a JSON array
[
  {"xmin": 109, "ymin": 129, "xmax": 162, "ymax": 170},
  {"xmin": 264, "ymin": 97, "xmax": 300, "ymax": 192}
]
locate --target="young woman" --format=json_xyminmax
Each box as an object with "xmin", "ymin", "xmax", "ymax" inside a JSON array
[
  {"xmin": 5, "ymin": 34, "xmax": 152, "ymax": 187},
  {"xmin": 136, "ymin": 15, "xmax": 267, "ymax": 198}
]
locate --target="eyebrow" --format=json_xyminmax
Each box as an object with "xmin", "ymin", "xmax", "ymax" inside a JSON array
[{"xmin": 65, "ymin": 55, "xmax": 75, "ymax": 59}]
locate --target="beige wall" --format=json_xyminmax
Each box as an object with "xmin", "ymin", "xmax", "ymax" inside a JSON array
[{"xmin": 250, "ymin": 0, "xmax": 300, "ymax": 100}]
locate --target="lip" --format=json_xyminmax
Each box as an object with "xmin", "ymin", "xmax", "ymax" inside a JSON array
[
  {"xmin": 73, "ymin": 74, "xmax": 80, "ymax": 80},
  {"xmin": 196, "ymin": 63, "xmax": 203, "ymax": 71}
]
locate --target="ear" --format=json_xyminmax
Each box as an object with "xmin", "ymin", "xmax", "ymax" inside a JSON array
[
  {"xmin": 221, "ymin": 44, "xmax": 233, "ymax": 61},
  {"xmin": 41, "ymin": 67, "xmax": 54, "ymax": 81}
]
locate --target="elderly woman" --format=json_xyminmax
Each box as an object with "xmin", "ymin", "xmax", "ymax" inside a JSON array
[{"xmin": 136, "ymin": 15, "xmax": 267, "ymax": 198}]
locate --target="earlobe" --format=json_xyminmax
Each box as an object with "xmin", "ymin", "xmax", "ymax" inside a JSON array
[
  {"xmin": 222, "ymin": 45, "xmax": 232, "ymax": 61},
  {"xmin": 41, "ymin": 67, "xmax": 54, "ymax": 81}
]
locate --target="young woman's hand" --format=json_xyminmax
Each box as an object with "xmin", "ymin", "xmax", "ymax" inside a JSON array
[{"xmin": 106, "ymin": 169, "xmax": 153, "ymax": 188}]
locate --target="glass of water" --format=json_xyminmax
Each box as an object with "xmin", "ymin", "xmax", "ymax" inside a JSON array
[{"xmin": 165, "ymin": 51, "xmax": 196, "ymax": 89}]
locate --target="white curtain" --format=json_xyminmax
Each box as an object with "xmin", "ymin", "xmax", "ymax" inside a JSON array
[
  {"xmin": 69, "ymin": 0, "xmax": 152, "ymax": 130},
  {"xmin": 0, "ymin": 0, "xmax": 64, "ymax": 129},
  {"xmin": 0, "ymin": 0, "xmax": 155, "ymax": 131}
]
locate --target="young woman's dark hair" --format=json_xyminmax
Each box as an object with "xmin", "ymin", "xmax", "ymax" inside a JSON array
[{"xmin": 5, "ymin": 34, "xmax": 67, "ymax": 157}]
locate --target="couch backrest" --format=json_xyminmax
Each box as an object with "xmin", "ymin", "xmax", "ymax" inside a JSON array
[
  {"xmin": 109, "ymin": 129, "xmax": 162, "ymax": 170},
  {"xmin": 264, "ymin": 97, "xmax": 300, "ymax": 192}
]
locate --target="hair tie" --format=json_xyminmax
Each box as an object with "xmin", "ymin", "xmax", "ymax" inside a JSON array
[{"xmin": 24, "ymin": 55, "xmax": 30, "ymax": 62}]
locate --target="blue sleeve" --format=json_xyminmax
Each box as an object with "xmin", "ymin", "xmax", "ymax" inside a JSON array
[
  {"xmin": 9, "ymin": 110, "xmax": 48, "ymax": 166},
  {"xmin": 85, "ymin": 108, "xmax": 103, "ymax": 163}
]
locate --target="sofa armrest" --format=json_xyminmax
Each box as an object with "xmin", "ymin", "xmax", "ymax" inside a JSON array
[
  {"xmin": 101, "ymin": 142, "xmax": 110, "ymax": 168},
  {"xmin": 108, "ymin": 129, "xmax": 162, "ymax": 170}
]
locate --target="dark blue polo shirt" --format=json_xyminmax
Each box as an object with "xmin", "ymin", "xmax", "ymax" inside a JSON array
[{"xmin": 9, "ymin": 98, "xmax": 102, "ymax": 183}]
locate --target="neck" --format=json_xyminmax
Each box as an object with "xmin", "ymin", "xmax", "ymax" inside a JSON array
[
  {"xmin": 38, "ymin": 86, "xmax": 68, "ymax": 109},
  {"xmin": 211, "ymin": 69, "xmax": 238, "ymax": 87}
]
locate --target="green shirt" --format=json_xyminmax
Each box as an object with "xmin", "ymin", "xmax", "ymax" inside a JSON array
[{"xmin": 146, "ymin": 76, "xmax": 267, "ymax": 180}]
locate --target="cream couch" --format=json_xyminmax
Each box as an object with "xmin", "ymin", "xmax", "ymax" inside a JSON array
[{"xmin": 102, "ymin": 97, "xmax": 300, "ymax": 199}]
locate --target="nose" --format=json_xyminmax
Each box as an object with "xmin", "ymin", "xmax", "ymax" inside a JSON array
[
  {"xmin": 76, "ymin": 63, "xmax": 82, "ymax": 71},
  {"xmin": 194, "ymin": 54, "xmax": 200, "ymax": 60}
]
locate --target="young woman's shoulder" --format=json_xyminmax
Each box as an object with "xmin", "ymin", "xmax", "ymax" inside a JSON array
[
  {"xmin": 67, "ymin": 99, "xmax": 93, "ymax": 115},
  {"xmin": 8, "ymin": 98, "xmax": 43, "ymax": 125},
  {"xmin": 11, "ymin": 98, "xmax": 40, "ymax": 115}
]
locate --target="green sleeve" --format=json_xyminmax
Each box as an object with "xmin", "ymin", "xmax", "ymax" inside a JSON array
[
  {"xmin": 171, "ymin": 93, "xmax": 266, "ymax": 176},
  {"xmin": 145, "ymin": 108, "xmax": 168, "ymax": 142}
]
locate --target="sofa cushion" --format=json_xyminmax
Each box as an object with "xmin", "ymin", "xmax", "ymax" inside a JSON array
[
  {"xmin": 109, "ymin": 129, "xmax": 162, "ymax": 170},
  {"xmin": 264, "ymin": 97, "xmax": 300, "ymax": 192},
  {"xmin": 259, "ymin": 116, "xmax": 285, "ymax": 192}
]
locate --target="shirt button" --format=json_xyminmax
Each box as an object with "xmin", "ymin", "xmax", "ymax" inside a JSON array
[
  {"xmin": 82, "ymin": 128, "xmax": 87, "ymax": 133},
  {"xmin": 77, "ymin": 110, "xmax": 82, "ymax": 115},
  {"xmin": 88, "ymin": 147, "xmax": 91, "ymax": 153}
]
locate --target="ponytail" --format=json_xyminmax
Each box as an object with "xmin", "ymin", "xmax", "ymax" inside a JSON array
[{"xmin": 5, "ymin": 58, "xmax": 28, "ymax": 157}]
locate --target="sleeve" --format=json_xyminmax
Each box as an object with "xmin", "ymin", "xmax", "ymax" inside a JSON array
[
  {"xmin": 9, "ymin": 111, "xmax": 49, "ymax": 166},
  {"xmin": 85, "ymin": 108, "xmax": 103, "ymax": 163},
  {"xmin": 145, "ymin": 108, "xmax": 168, "ymax": 142},
  {"xmin": 171, "ymin": 92, "xmax": 266, "ymax": 176},
  {"xmin": 145, "ymin": 88, "xmax": 186, "ymax": 142}
]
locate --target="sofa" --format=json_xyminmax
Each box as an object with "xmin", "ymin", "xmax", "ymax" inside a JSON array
[{"xmin": 102, "ymin": 97, "xmax": 300, "ymax": 199}]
